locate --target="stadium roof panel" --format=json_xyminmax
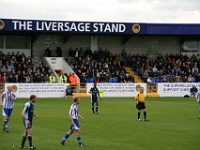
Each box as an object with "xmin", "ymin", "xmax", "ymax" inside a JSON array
[{"xmin": 0, "ymin": 18, "xmax": 200, "ymax": 35}]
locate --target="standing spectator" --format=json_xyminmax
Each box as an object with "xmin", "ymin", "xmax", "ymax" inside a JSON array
[
  {"xmin": 69, "ymin": 73, "xmax": 78, "ymax": 86},
  {"xmin": 85, "ymin": 47, "xmax": 92, "ymax": 57},
  {"xmin": 55, "ymin": 47, "xmax": 62, "ymax": 57},
  {"xmin": 16, "ymin": 52, "xmax": 22, "ymax": 62},
  {"xmin": 44, "ymin": 48, "xmax": 52, "ymax": 57},
  {"xmin": 60, "ymin": 73, "xmax": 67, "ymax": 83},
  {"xmin": 121, "ymin": 49, "xmax": 127, "ymax": 66},
  {"xmin": 49, "ymin": 74, "xmax": 56, "ymax": 83}
]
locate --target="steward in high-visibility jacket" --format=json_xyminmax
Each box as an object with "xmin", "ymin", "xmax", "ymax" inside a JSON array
[
  {"xmin": 49, "ymin": 74, "xmax": 56, "ymax": 83},
  {"xmin": 60, "ymin": 74, "xmax": 67, "ymax": 83}
]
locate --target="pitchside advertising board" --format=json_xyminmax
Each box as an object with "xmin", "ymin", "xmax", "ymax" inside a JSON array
[
  {"xmin": 157, "ymin": 83, "xmax": 199, "ymax": 97},
  {"xmin": 4, "ymin": 83, "xmax": 195, "ymax": 98},
  {"xmin": 0, "ymin": 19, "xmax": 143, "ymax": 34},
  {"xmin": 5, "ymin": 83, "xmax": 69, "ymax": 98},
  {"xmin": 86, "ymin": 83, "xmax": 147, "ymax": 97}
]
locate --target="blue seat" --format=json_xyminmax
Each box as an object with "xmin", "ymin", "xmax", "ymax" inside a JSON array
[
  {"xmin": 86, "ymin": 78, "xmax": 94, "ymax": 83},
  {"xmin": 155, "ymin": 78, "xmax": 160, "ymax": 83}
]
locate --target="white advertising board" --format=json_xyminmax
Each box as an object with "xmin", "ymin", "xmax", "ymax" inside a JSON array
[
  {"xmin": 5, "ymin": 83, "xmax": 69, "ymax": 98},
  {"xmin": 157, "ymin": 83, "xmax": 200, "ymax": 97},
  {"xmin": 86, "ymin": 83, "xmax": 146, "ymax": 97}
]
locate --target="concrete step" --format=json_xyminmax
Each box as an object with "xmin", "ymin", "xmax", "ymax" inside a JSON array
[
  {"xmin": 146, "ymin": 92, "xmax": 160, "ymax": 98},
  {"xmin": 73, "ymin": 93, "xmax": 90, "ymax": 98}
]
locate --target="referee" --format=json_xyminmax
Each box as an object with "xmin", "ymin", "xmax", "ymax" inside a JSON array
[{"xmin": 135, "ymin": 87, "xmax": 149, "ymax": 121}]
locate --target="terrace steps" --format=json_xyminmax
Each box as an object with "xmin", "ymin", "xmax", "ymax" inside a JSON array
[{"xmin": 125, "ymin": 67, "xmax": 142, "ymax": 83}]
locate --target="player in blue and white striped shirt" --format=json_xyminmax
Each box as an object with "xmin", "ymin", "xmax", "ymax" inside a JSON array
[
  {"xmin": 196, "ymin": 90, "xmax": 200, "ymax": 119},
  {"xmin": 0, "ymin": 86, "xmax": 16, "ymax": 132},
  {"xmin": 60, "ymin": 97, "xmax": 85, "ymax": 147}
]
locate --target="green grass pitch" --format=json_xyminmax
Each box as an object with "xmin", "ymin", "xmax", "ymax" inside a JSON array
[{"xmin": 0, "ymin": 97, "xmax": 200, "ymax": 150}]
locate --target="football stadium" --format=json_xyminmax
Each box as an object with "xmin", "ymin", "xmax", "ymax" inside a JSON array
[{"xmin": 0, "ymin": 18, "xmax": 200, "ymax": 150}]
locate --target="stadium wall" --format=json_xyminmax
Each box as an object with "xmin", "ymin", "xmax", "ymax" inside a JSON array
[
  {"xmin": 32, "ymin": 35, "xmax": 180, "ymax": 58},
  {"xmin": 5, "ymin": 83, "xmax": 195, "ymax": 98}
]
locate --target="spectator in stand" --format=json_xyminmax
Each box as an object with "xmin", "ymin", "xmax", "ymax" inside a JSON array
[
  {"xmin": 33, "ymin": 73, "xmax": 39, "ymax": 83},
  {"xmin": 44, "ymin": 74, "xmax": 49, "ymax": 83},
  {"xmin": 192, "ymin": 66, "xmax": 199, "ymax": 76},
  {"xmin": 44, "ymin": 47, "xmax": 52, "ymax": 57},
  {"xmin": 8, "ymin": 74, "xmax": 14, "ymax": 83},
  {"xmin": 143, "ymin": 70, "xmax": 149, "ymax": 83},
  {"xmin": 152, "ymin": 65, "xmax": 158, "ymax": 73},
  {"xmin": 174, "ymin": 73, "xmax": 182, "ymax": 82},
  {"xmin": 25, "ymin": 75, "xmax": 31, "ymax": 83},
  {"xmin": 187, "ymin": 74, "xmax": 193, "ymax": 82},
  {"xmin": 80, "ymin": 72, "xmax": 86, "ymax": 83},
  {"xmin": 121, "ymin": 49, "xmax": 128, "ymax": 66},
  {"xmin": 196, "ymin": 73, "xmax": 200, "ymax": 82},
  {"xmin": 3, "ymin": 72, "xmax": 7, "ymax": 83},
  {"xmin": 55, "ymin": 47, "xmax": 62, "ymax": 57},
  {"xmin": 118, "ymin": 75, "xmax": 125, "ymax": 83},
  {"xmin": 40, "ymin": 74, "xmax": 45, "ymax": 83},
  {"xmin": 94, "ymin": 76, "xmax": 100, "ymax": 83},
  {"xmin": 0, "ymin": 73, "xmax": 3, "ymax": 83},
  {"xmin": 85, "ymin": 47, "xmax": 92, "ymax": 57}
]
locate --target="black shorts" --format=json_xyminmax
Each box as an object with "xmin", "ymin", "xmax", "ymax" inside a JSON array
[
  {"xmin": 136, "ymin": 102, "xmax": 146, "ymax": 110},
  {"xmin": 66, "ymin": 92, "xmax": 73, "ymax": 96},
  {"xmin": 23, "ymin": 119, "xmax": 32, "ymax": 129},
  {"xmin": 92, "ymin": 98, "xmax": 98, "ymax": 103}
]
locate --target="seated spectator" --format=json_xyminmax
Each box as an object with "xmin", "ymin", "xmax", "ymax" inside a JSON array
[
  {"xmin": 8, "ymin": 74, "xmax": 14, "ymax": 83},
  {"xmin": 66, "ymin": 86, "xmax": 73, "ymax": 98},
  {"xmin": 174, "ymin": 73, "xmax": 182, "ymax": 82},
  {"xmin": 0, "ymin": 73, "xmax": 3, "ymax": 83},
  {"xmin": 118, "ymin": 75, "xmax": 125, "ymax": 83},
  {"xmin": 190, "ymin": 85, "xmax": 198, "ymax": 97},
  {"xmin": 94, "ymin": 76, "xmax": 100, "ymax": 83},
  {"xmin": 44, "ymin": 74, "xmax": 49, "ymax": 83},
  {"xmin": 143, "ymin": 70, "xmax": 149, "ymax": 83},
  {"xmin": 187, "ymin": 74, "xmax": 192, "ymax": 82},
  {"xmin": 25, "ymin": 76, "xmax": 31, "ymax": 83}
]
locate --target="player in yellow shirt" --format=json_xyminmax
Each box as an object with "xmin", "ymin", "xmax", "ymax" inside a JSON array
[{"xmin": 135, "ymin": 87, "xmax": 149, "ymax": 121}]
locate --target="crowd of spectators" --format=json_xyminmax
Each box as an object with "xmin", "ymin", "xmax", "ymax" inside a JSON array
[
  {"xmin": 3, "ymin": 47, "xmax": 199, "ymax": 84},
  {"xmin": 0, "ymin": 51, "xmax": 52, "ymax": 83},
  {"xmin": 132, "ymin": 53, "xmax": 200, "ymax": 83},
  {"xmin": 66, "ymin": 47, "xmax": 135, "ymax": 83}
]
